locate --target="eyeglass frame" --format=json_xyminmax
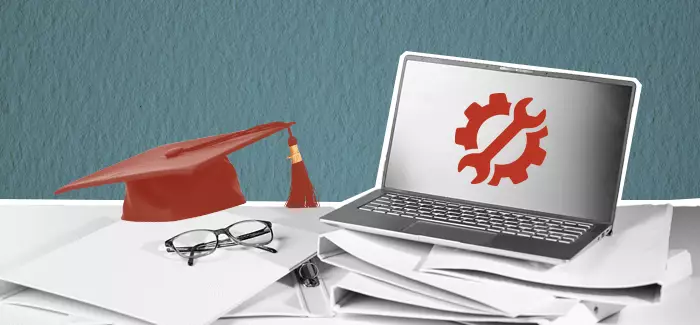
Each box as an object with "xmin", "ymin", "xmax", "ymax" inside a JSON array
[{"xmin": 164, "ymin": 219, "xmax": 277, "ymax": 266}]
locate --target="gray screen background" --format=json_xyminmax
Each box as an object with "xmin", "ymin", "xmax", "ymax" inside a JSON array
[{"xmin": 384, "ymin": 60, "xmax": 633, "ymax": 222}]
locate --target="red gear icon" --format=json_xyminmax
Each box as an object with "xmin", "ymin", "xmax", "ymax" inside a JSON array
[{"xmin": 455, "ymin": 93, "xmax": 548, "ymax": 186}]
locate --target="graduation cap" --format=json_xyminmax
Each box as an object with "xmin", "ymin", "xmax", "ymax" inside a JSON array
[{"xmin": 55, "ymin": 121, "xmax": 318, "ymax": 222}]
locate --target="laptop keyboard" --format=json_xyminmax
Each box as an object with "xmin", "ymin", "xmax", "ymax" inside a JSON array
[{"xmin": 359, "ymin": 193, "xmax": 593, "ymax": 244}]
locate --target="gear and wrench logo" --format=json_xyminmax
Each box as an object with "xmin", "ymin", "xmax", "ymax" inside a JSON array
[{"xmin": 455, "ymin": 93, "xmax": 548, "ymax": 186}]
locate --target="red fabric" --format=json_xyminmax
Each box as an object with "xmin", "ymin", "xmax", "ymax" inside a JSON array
[
  {"xmin": 286, "ymin": 133, "xmax": 318, "ymax": 208},
  {"xmin": 55, "ymin": 121, "xmax": 315, "ymax": 222},
  {"xmin": 286, "ymin": 160, "xmax": 318, "ymax": 208},
  {"xmin": 122, "ymin": 157, "xmax": 245, "ymax": 222}
]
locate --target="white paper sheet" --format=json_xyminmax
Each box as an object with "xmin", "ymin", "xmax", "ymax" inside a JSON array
[
  {"xmin": 223, "ymin": 259, "xmax": 346, "ymax": 318},
  {"xmin": 334, "ymin": 293, "xmax": 556, "ymax": 324},
  {"xmin": 322, "ymin": 250, "xmax": 501, "ymax": 315},
  {"xmin": 0, "ymin": 205, "xmax": 119, "ymax": 298},
  {"xmin": 420, "ymin": 205, "xmax": 673, "ymax": 289},
  {"xmin": 213, "ymin": 314, "xmax": 456, "ymax": 325},
  {"xmin": 0, "ymin": 303, "xmax": 97, "ymax": 325},
  {"xmin": 429, "ymin": 269, "xmax": 660, "ymax": 305},
  {"xmin": 0, "ymin": 211, "xmax": 318, "ymax": 325},
  {"xmin": 0, "ymin": 205, "xmax": 120, "ymax": 273},
  {"xmin": 331, "ymin": 272, "xmax": 579, "ymax": 317},
  {"xmin": 331, "ymin": 272, "xmax": 492, "ymax": 315},
  {"xmin": 2, "ymin": 288, "xmax": 149, "ymax": 325},
  {"xmin": 223, "ymin": 273, "xmax": 307, "ymax": 318},
  {"xmin": 660, "ymin": 249, "xmax": 693, "ymax": 287},
  {"xmin": 318, "ymin": 229, "xmax": 561, "ymax": 317}
]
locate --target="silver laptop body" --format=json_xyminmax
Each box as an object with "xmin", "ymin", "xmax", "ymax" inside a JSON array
[{"xmin": 321, "ymin": 51, "xmax": 641, "ymax": 264}]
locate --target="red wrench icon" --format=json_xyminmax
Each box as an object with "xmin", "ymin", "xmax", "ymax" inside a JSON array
[{"xmin": 456, "ymin": 95, "xmax": 548, "ymax": 186}]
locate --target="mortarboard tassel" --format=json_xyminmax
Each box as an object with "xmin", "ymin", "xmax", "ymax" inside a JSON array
[{"xmin": 286, "ymin": 128, "xmax": 319, "ymax": 208}]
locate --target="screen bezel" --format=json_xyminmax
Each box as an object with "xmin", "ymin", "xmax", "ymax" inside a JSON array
[{"xmin": 376, "ymin": 52, "xmax": 640, "ymax": 225}]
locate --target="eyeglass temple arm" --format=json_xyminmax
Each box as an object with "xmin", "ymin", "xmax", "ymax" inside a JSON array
[
  {"xmin": 171, "ymin": 241, "xmax": 277, "ymax": 255},
  {"xmin": 188, "ymin": 247, "xmax": 198, "ymax": 266},
  {"xmin": 167, "ymin": 228, "xmax": 272, "ymax": 253},
  {"xmin": 237, "ymin": 228, "xmax": 270, "ymax": 241}
]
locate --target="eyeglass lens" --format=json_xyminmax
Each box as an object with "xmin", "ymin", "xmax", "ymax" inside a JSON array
[
  {"xmin": 171, "ymin": 230, "xmax": 218, "ymax": 258},
  {"xmin": 228, "ymin": 220, "xmax": 272, "ymax": 246}
]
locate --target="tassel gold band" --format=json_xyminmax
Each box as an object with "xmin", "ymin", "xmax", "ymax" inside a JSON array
[{"xmin": 288, "ymin": 145, "xmax": 303, "ymax": 164}]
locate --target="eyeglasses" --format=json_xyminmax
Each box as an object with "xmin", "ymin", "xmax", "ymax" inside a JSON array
[{"xmin": 165, "ymin": 220, "xmax": 277, "ymax": 266}]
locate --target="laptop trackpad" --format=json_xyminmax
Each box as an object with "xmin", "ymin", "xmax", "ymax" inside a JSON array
[{"xmin": 403, "ymin": 221, "xmax": 496, "ymax": 246}]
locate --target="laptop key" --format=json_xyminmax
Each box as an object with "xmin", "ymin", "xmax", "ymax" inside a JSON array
[
  {"xmin": 462, "ymin": 224, "xmax": 487, "ymax": 231},
  {"xmin": 562, "ymin": 225, "xmax": 586, "ymax": 232},
  {"xmin": 562, "ymin": 229, "xmax": 583, "ymax": 236},
  {"xmin": 387, "ymin": 212, "xmax": 400, "ymax": 216},
  {"xmin": 550, "ymin": 230, "xmax": 574, "ymax": 237},
  {"xmin": 359, "ymin": 207, "xmax": 372, "ymax": 211}
]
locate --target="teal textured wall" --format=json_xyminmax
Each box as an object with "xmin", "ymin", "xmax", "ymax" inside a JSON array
[{"xmin": 1, "ymin": 0, "xmax": 699, "ymax": 201}]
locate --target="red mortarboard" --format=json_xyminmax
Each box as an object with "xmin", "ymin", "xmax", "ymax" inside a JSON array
[{"xmin": 55, "ymin": 121, "xmax": 318, "ymax": 222}]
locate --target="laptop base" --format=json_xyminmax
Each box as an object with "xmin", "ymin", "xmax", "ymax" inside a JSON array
[{"xmin": 321, "ymin": 189, "xmax": 610, "ymax": 265}]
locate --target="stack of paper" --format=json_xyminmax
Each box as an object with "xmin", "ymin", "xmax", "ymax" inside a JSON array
[
  {"xmin": 0, "ymin": 208, "xmax": 321, "ymax": 325},
  {"xmin": 0, "ymin": 258, "xmax": 347, "ymax": 325},
  {"xmin": 319, "ymin": 204, "xmax": 693, "ymax": 324}
]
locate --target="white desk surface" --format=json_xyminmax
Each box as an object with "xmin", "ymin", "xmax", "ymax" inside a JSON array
[{"xmin": 0, "ymin": 200, "xmax": 698, "ymax": 325}]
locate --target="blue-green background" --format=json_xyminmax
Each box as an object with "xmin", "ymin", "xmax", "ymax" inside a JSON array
[{"xmin": 1, "ymin": 0, "xmax": 699, "ymax": 201}]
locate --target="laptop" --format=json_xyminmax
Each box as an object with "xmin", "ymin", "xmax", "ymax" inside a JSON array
[{"xmin": 320, "ymin": 51, "xmax": 641, "ymax": 264}]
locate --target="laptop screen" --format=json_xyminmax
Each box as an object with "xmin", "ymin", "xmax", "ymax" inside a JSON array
[{"xmin": 383, "ymin": 58, "xmax": 635, "ymax": 223}]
